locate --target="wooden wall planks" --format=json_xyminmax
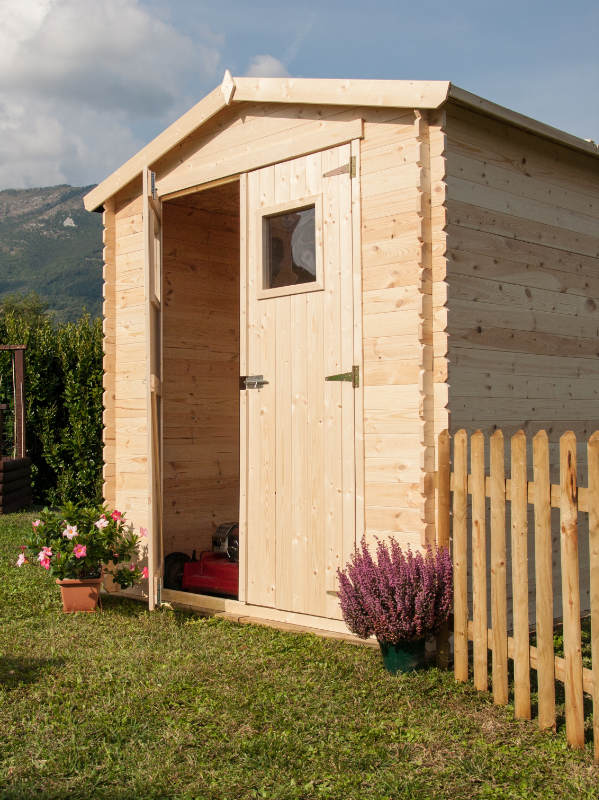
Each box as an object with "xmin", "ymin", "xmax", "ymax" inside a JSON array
[
  {"xmin": 445, "ymin": 103, "xmax": 599, "ymax": 442},
  {"xmin": 360, "ymin": 109, "xmax": 429, "ymax": 550},
  {"xmin": 109, "ymin": 182, "xmax": 151, "ymax": 541},
  {"xmin": 161, "ymin": 182, "xmax": 240, "ymax": 556}
]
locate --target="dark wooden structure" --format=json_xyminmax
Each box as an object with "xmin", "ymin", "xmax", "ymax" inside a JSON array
[{"xmin": 0, "ymin": 346, "xmax": 32, "ymax": 512}]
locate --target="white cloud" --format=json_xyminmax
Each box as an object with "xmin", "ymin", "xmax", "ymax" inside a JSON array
[
  {"xmin": 0, "ymin": 0, "xmax": 223, "ymax": 189},
  {"xmin": 245, "ymin": 54, "xmax": 290, "ymax": 78}
]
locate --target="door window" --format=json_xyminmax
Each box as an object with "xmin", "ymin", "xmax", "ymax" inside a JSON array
[{"xmin": 258, "ymin": 196, "xmax": 323, "ymax": 299}]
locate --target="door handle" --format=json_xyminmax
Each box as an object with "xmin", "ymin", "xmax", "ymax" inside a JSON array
[{"xmin": 240, "ymin": 375, "xmax": 269, "ymax": 390}]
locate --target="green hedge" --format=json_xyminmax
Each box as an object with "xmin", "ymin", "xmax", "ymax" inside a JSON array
[{"xmin": 0, "ymin": 297, "xmax": 103, "ymax": 506}]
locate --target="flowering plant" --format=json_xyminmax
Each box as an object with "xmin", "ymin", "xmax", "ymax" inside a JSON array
[
  {"xmin": 17, "ymin": 502, "xmax": 149, "ymax": 588},
  {"xmin": 337, "ymin": 537, "xmax": 453, "ymax": 644}
]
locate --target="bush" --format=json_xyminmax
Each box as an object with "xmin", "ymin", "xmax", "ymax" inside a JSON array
[
  {"xmin": 0, "ymin": 294, "xmax": 103, "ymax": 505},
  {"xmin": 337, "ymin": 537, "xmax": 453, "ymax": 644}
]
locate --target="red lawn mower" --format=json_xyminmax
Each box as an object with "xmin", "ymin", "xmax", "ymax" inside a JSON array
[{"xmin": 163, "ymin": 523, "xmax": 239, "ymax": 598}]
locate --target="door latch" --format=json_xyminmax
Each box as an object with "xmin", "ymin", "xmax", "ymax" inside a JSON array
[
  {"xmin": 240, "ymin": 375, "xmax": 269, "ymax": 390},
  {"xmin": 325, "ymin": 366, "xmax": 359, "ymax": 388}
]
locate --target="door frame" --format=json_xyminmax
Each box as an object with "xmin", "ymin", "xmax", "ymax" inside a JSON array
[{"xmin": 238, "ymin": 138, "xmax": 365, "ymax": 612}]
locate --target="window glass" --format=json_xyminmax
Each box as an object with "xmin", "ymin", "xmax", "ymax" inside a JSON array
[{"xmin": 265, "ymin": 206, "xmax": 316, "ymax": 289}]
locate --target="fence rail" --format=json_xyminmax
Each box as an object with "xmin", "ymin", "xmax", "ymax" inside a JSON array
[{"xmin": 436, "ymin": 428, "xmax": 599, "ymax": 759}]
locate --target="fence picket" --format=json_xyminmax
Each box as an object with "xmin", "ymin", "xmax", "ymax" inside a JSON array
[
  {"xmin": 472, "ymin": 431, "xmax": 487, "ymax": 691},
  {"xmin": 453, "ymin": 429, "xmax": 469, "ymax": 683},
  {"xmin": 560, "ymin": 431, "xmax": 585, "ymax": 749},
  {"xmin": 436, "ymin": 429, "xmax": 451, "ymax": 669},
  {"xmin": 588, "ymin": 432, "xmax": 599, "ymax": 762},
  {"xmin": 490, "ymin": 430, "xmax": 508, "ymax": 705},
  {"xmin": 533, "ymin": 430, "xmax": 556, "ymax": 732},
  {"xmin": 511, "ymin": 430, "xmax": 531, "ymax": 720}
]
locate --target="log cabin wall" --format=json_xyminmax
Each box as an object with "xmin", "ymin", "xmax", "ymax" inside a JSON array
[
  {"xmin": 443, "ymin": 103, "xmax": 599, "ymax": 616},
  {"xmin": 360, "ymin": 109, "xmax": 431, "ymax": 550},
  {"xmin": 103, "ymin": 180, "xmax": 151, "ymax": 541},
  {"xmin": 161, "ymin": 183, "xmax": 240, "ymax": 556}
]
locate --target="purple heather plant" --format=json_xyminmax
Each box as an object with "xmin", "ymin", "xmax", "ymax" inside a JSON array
[{"xmin": 337, "ymin": 537, "xmax": 453, "ymax": 644}]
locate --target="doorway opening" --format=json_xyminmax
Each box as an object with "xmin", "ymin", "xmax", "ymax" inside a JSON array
[{"xmin": 161, "ymin": 179, "xmax": 241, "ymax": 599}]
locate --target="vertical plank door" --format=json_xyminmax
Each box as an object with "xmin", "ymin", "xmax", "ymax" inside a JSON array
[
  {"xmin": 143, "ymin": 168, "xmax": 163, "ymax": 610},
  {"xmin": 244, "ymin": 145, "xmax": 357, "ymax": 619}
]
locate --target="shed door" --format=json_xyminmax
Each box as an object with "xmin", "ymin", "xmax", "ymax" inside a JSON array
[
  {"xmin": 142, "ymin": 168, "xmax": 163, "ymax": 610},
  {"xmin": 245, "ymin": 145, "xmax": 356, "ymax": 619}
]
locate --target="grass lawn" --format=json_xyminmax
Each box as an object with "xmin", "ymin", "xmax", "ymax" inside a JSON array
[{"xmin": 1, "ymin": 513, "xmax": 598, "ymax": 799}]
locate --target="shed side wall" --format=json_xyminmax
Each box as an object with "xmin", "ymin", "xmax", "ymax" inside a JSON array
[
  {"xmin": 445, "ymin": 104, "xmax": 599, "ymax": 447},
  {"xmin": 444, "ymin": 103, "xmax": 599, "ymax": 617}
]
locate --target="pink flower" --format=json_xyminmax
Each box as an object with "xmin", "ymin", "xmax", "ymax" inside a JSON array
[
  {"xmin": 111, "ymin": 510, "xmax": 122, "ymax": 521},
  {"xmin": 16, "ymin": 553, "xmax": 26, "ymax": 567},
  {"xmin": 32, "ymin": 519, "xmax": 43, "ymax": 528},
  {"xmin": 39, "ymin": 557, "xmax": 51, "ymax": 570},
  {"xmin": 129, "ymin": 562, "xmax": 136, "ymax": 571},
  {"xmin": 141, "ymin": 566, "xmax": 149, "ymax": 579},
  {"xmin": 73, "ymin": 544, "xmax": 87, "ymax": 559},
  {"xmin": 63, "ymin": 524, "xmax": 78, "ymax": 540},
  {"xmin": 139, "ymin": 527, "xmax": 148, "ymax": 538},
  {"xmin": 37, "ymin": 547, "xmax": 52, "ymax": 562},
  {"xmin": 95, "ymin": 515, "xmax": 109, "ymax": 529}
]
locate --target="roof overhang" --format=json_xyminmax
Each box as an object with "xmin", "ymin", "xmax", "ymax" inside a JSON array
[{"xmin": 84, "ymin": 74, "xmax": 599, "ymax": 213}]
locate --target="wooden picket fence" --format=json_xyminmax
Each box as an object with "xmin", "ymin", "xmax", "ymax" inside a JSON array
[{"xmin": 436, "ymin": 428, "xmax": 599, "ymax": 759}]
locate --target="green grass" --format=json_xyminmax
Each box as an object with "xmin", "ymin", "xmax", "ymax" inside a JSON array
[{"xmin": 1, "ymin": 514, "xmax": 597, "ymax": 799}]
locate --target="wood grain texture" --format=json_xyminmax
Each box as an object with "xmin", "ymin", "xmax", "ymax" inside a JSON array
[
  {"xmin": 361, "ymin": 110, "xmax": 428, "ymax": 548},
  {"xmin": 453, "ymin": 429, "xmax": 468, "ymax": 682},
  {"xmin": 471, "ymin": 430, "xmax": 487, "ymax": 691},
  {"xmin": 559, "ymin": 431, "xmax": 585, "ymax": 749},
  {"xmin": 532, "ymin": 430, "xmax": 556, "ymax": 731},
  {"xmin": 490, "ymin": 430, "xmax": 508, "ymax": 705},
  {"xmin": 510, "ymin": 430, "xmax": 531, "ymax": 720}
]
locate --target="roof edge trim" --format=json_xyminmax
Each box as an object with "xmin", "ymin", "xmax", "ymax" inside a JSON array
[
  {"xmin": 447, "ymin": 84, "xmax": 599, "ymax": 159},
  {"xmin": 84, "ymin": 77, "xmax": 450, "ymax": 211}
]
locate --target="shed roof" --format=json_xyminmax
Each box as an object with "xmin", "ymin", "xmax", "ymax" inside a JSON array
[{"xmin": 84, "ymin": 74, "xmax": 599, "ymax": 212}]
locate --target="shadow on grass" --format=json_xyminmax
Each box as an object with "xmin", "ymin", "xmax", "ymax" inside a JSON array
[{"xmin": 0, "ymin": 655, "xmax": 65, "ymax": 688}]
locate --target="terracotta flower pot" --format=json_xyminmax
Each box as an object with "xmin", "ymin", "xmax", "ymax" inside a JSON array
[{"xmin": 56, "ymin": 577, "xmax": 103, "ymax": 613}]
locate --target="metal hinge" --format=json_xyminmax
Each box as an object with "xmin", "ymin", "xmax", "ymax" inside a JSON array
[
  {"xmin": 325, "ymin": 365, "xmax": 359, "ymax": 388},
  {"xmin": 240, "ymin": 374, "xmax": 269, "ymax": 390},
  {"xmin": 322, "ymin": 156, "xmax": 356, "ymax": 179}
]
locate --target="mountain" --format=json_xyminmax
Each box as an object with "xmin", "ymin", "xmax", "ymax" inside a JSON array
[{"xmin": 0, "ymin": 185, "xmax": 103, "ymax": 321}]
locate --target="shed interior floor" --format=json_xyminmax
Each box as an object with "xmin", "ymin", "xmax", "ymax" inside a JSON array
[{"xmin": 162, "ymin": 180, "xmax": 241, "ymax": 596}]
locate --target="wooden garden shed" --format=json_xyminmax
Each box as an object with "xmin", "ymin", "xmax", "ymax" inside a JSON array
[{"xmin": 85, "ymin": 75, "xmax": 599, "ymax": 635}]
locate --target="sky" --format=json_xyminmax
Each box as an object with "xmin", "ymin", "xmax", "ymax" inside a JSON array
[{"xmin": 1, "ymin": 0, "xmax": 598, "ymax": 190}]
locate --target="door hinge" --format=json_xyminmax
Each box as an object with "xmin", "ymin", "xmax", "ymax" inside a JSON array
[
  {"xmin": 240, "ymin": 375, "xmax": 269, "ymax": 390},
  {"xmin": 322, "ymin": 156, "xmax": 356, "ymax": 179},
  {"xmin": 325, "ymin": 365, "xmax": 359, "ymax": 388}
]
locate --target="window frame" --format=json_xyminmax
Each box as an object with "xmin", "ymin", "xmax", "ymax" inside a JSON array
[{"xmin": 256, "ymin": 194, "xmax": 324, "ymax": 300}]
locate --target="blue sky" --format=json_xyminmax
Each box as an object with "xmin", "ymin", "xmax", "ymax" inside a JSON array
[{"xmin": 1, "ymin": 0, "xmax": 597, "ymax": 189}]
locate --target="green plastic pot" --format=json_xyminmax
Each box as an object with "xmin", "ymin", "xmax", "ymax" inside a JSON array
[{"xmin": 378, "ymin": 639, "xmax": 426, "ymax": 674}]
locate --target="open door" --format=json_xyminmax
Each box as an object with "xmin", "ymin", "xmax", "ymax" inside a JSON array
[
  {"xmin": 244, "ymin": 145, "xmax": 357, "ymax": 619},
  {"xmin": 143, "ymin": 168, "xmax": 163, "ymax": 609}
]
